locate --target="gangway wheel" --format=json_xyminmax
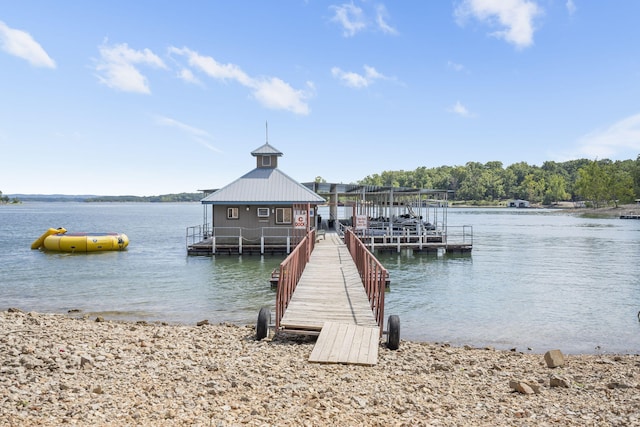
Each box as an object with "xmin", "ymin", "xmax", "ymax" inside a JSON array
[
  {"xmin": 386, "ymin": 315, "xmax": 400, "ymax": 350},
  {"xmin": 256, "ymin": 307, "xmax": 271, "ymax": 340}
]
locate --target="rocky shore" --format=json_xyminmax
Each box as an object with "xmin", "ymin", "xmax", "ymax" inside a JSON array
[{"xmin": 2, "ymin": 309, "xmax": 638, "ymax": 426}]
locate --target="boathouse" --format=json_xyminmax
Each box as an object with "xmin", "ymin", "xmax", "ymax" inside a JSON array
[
  {"xmin": 187, "ymin": 142, "xmax": 326, "ymax": 255},
  {"xmin": 508, "ymin": 199, "xmax": 530, "ymax": 208}
]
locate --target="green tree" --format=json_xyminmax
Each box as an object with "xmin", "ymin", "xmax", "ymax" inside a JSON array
[
  {"xmin": 456, "ymin": 162, "xmax": 486, "ymax": 200},
  {"xmin": 606, "ymin": 162, "xmax": 635, "ymax": 207},
  {"xmin": 575, "ymin": 160, "xmax": 609, "ymax": 208},
  {"xmin": 521, "ymin": 173, "xmax": 545, "ymax": 203},
  {"xmin": 544, "ymin": 174, "xmax": 569, "ymax": 205},
  {"xmin": 630, "ymin": 155, "xmax": 640, "ymax": 198}
]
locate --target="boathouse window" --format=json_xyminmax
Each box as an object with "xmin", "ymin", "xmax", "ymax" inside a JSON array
[
  {"xmin": 261, "ymin": 155, "xmax": 271, "ymax": 167},
  {"xmin": 275, "ymin": 208, "xmax": 292, "ymax": 224},
  {"xmin": 257, "ymin": 208, "xmax": 270, "ymax": 218},
  {"xmin": 227, "ymin": 207, "xmax": 239, "ymax": 219}
]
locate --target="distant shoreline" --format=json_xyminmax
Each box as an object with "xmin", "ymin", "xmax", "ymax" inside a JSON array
[{"xmin": 450, "ymin": 202, "xmax": 640, "ymax": 218}]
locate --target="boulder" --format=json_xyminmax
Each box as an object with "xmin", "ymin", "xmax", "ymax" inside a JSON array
[{"xmin": 544, "ymin": 349, "xmax": 564, "ymax": 368}]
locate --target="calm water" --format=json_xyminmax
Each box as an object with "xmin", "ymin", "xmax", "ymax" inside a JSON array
[{"xmin": 1, "ymin": 202, "xmax": 639, "ymax": 354}]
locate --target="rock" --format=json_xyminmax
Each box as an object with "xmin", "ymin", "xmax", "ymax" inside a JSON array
[
  {"xmin": 197, "ymin": 319, "xmax": 209, "ymax": 326},
  {"xmin": 544, "ymin": 349, "xmax": 565, "ymax": 368},
  {"xmin": 7, "ymin": 307, "xmax": 23, "ymax": 313},
  {"xmin": 550, "ymin": 376, "xmax": 570, "ymax": 388},
  {"xmin": 509, "ymin": 380, "xmax": 536, "ymax": 395},
  {"xmin": 607, "ymin": 382, "xmax": 631, "ymax": 389},
  {"xmin": 95, "ymin": 316, "xmax": 105, "ymax": 322},
  {"xmin": 21, "ymin": 345, "xmax": 35, "ymax": 354},
  {"xmin": 80, "ymin": 356, "xmax": 93, "ymax": 369}
]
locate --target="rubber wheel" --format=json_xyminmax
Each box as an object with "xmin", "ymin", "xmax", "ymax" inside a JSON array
[
  {"xmin": 256, "ymin": 307, "xmax": 271, "ymax": 340},
  {"xmin": 387, "ymin": 315, "xmax": 400, "ymax": 350}
]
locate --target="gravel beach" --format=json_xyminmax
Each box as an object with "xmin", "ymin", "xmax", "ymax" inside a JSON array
[{"xmin": 2, "ymin": 309, "xmax": 639, "ymax": 426}]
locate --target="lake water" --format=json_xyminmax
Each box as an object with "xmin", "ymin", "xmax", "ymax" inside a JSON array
[{"xmin": 1, "ymin": 202, "xmax": 639, "ymax": 354}]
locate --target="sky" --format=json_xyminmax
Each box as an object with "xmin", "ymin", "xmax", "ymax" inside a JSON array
[{"xmin": 1, "ymin": 1, "xmax": 640, "ymax": 196}]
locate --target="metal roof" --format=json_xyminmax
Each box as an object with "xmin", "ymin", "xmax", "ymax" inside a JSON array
[
  {"xmin": 201, "ymin": 168, "xmax": 326, "ymax": 205},
  {"xmin": 302, "ymin": 182, "xmax": 453, "ymax": 197},
  {"xmin": 251, "ymin": 142, "xmax": 283, "ymax": 157}
]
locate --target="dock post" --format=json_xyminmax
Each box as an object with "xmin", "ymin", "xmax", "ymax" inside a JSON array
[
  {"xmin": 260, "ymin": 236, "xmax": 264, "ymax": 254},
  {"xmin": 211, "ymin": 237, "xmax": 216, "ymax": 255}
]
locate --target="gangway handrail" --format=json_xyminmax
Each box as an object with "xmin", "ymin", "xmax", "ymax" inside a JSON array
[
  {"xmin": 275, "ymin": 229, "xmax": 316, "ymax": 330},
  {"xmin": 344, "ymin": 228, "xmax": 387, "ymax": 336}
]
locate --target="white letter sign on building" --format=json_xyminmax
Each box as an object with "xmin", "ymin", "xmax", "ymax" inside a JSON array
[
  {"xmin": 294, "ymin": 210, "xmax": 307, "ymax": 229},
  {"xmin": 355, "ymin": 214, "xmax": 368, "ymax": 230}
]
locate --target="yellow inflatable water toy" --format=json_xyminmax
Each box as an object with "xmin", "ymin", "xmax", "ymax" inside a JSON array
[{"xmin": 31, "ymin": 228, "xmax": 129, "ymax": 252}]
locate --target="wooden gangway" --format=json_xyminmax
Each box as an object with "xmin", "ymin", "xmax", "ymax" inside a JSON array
[{"xmin": 259, "ymin": 229, "xmax": 395, "ymax": 366}]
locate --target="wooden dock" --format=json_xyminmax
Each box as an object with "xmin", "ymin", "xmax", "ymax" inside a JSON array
[{"xmin": 279, "ymin": 233, "xmax": 381, "ymax": 365}]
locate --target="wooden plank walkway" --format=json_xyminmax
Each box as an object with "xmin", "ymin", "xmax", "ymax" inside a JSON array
[
  {"xmin": 279, "ymin": 232, "xmax": 380, "ymax": 365},
  {"xmin": 309, "ymin": 322, "xmax": 379, "ymax": 366}
]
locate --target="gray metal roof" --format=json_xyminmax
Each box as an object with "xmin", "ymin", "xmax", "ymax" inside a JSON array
[
  {"xmin": 303, "ymin": 182, "xmax": 453, "ymax": 196},
  {"xmin": 251, "ymin": 143, "xmax": 283, "ymax": 157},
  {"xmin": 202, "ymin": 168, "xmax": 326, "ymax": 205}
]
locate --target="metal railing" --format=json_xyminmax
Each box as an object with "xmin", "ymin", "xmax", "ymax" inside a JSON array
[
  {"xmin": 275, "ymin": 229, "xmax": 316, "ymax": 330},
  {"xmin": 351, "ymin": 224, "xmax": 473, "ymax": 252},
  {"xmin": 186, "ymin": 223, "xmax": 211, "ymax": 247},
  {"xmin": 344, "ymin": 228, "xmax": 387, "ymax": 336},
  {"xmin": 443, "ymin": 225, "xmax": 473, "ymax": 247},
  {"xmin": 186, "ymin": 225, "xmax": 304, "ymax": 254}
]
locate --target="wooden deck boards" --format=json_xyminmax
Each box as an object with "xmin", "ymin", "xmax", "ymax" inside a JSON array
[
  {"xmin": 279, "ymin": 233, "xmax": 380, "ymax": 365},
  {"xmin": 309, "ymin": 322, "xmax": 379, "ymax": 366},
  {"xmin": 279, "ymin": 234, "xmax": 379, "ymax": 332}
]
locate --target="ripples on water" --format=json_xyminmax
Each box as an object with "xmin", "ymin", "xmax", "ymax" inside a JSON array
[{"xmin": 1, "ymin": 203, "xmax": 639, "ymax": 354}]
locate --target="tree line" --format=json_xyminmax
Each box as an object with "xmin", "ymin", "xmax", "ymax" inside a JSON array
[
  {"xmin": 358, "ymin": 156, "xmax": 640, "ymax": 207},
  {"xmin": 85, "ymin": 192, "xmax": 203, "ymax": 202},
  {"xmin": 0, "ymin": 191, "xmax": 20, "ymax": 204}
]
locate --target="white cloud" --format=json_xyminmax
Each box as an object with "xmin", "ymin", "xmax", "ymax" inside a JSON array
[
  {"xmin": 252, "ymin": 78, "xmax": 312, "ymax": 115},
  {"xmin": 177, "ymin": 67, "xmax": 201, "ymax": 85},
  {"xmin": 330, "ymin": 2, "xmax": 397, "ymax": 37},
  {"xmin": 331, "ymin": 65, "xmax": 388, "ymax": 88},
  {"xmin": 95, "ymin": 41, "xmax": 166, "ymax": 94},
  {"xmin": 154, "ymin": 115, "xmax": 221, "ymax": 153},
  {"xmin": 447, "ymin": 101, "xmax": 475, "ymax": 118},
  {"xmin": 566, "ymin": 0, "xmax": 577, "ymax": 16},
  {"xmin": 454, "ymin": 0, "xmax": 543, "ymax": 49},
  {"xmin": 169, "ymin": 46, "xmax": 313, "ymax": 115},
  {"xmin": 575, "ymin": 113, "xmax": 640, "ymax": 159},
  {"xmin": 330, "ymin": 3, "xmax": 366, "ymax": 37},
  {"xmin": 0, "ymin": 20, "xmax": 55, "ymax": 68},
  {"xmin": 375, "ymin": 4, "xmax": 398, "ymax": 35}
]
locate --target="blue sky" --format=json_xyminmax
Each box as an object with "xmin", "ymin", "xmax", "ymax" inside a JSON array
[{"xmin": 1, "ymin": 1, "xmax": 639, "ymax": 196}]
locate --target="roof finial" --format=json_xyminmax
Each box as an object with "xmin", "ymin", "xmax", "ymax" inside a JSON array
[{"xmin": 265, "ymin": 121, "xmax": 269, "ymax": 144}]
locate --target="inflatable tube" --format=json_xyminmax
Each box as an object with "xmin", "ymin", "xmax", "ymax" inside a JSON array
[
  {"xmin": 32, "ymin": 228, "xmax": 129, "ymax": 252},
  {"xmin": 31, "ymin": 228, "xmax": 67, "ymax": 250}
]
